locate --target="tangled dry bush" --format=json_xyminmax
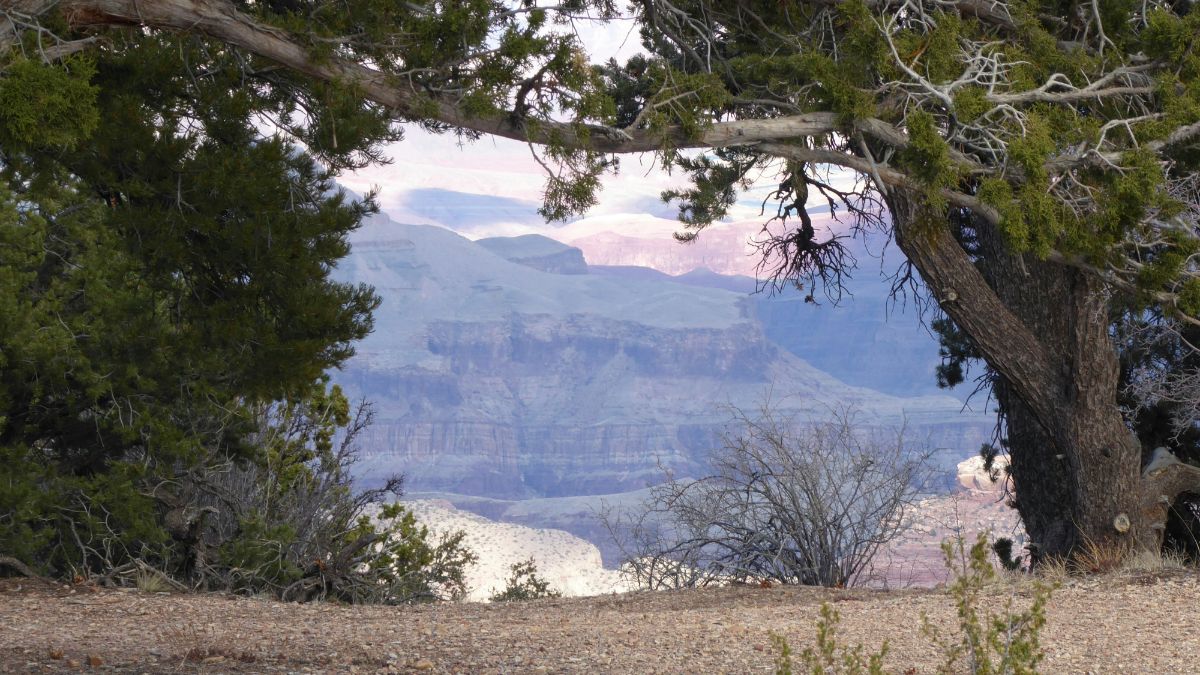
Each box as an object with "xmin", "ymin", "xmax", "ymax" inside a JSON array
[
  {"xmin": 605, "ymin": 405, "xmax": 935, "ymax": 589},
  {"xmin": 2, "ymin": 381, "xmax": 475, "ymax": 605}
]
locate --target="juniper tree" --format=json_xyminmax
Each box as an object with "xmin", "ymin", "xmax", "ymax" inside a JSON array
[
  {"xmin": 5, "ymin": 0, "xmax": 1200, "ymax": 562},
  {"xmin": 0, "ymin": 10, "xmax": 387, "ymax": 577}
]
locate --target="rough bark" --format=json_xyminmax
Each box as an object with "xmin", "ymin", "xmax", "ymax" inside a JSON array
[
  {"xmin": 889, "ymin": 191, "xmax": 1200, "ymax": 559},
  {"xmin": 972, "ymin": 216, "xmax": 1144, "ymax": 559}
]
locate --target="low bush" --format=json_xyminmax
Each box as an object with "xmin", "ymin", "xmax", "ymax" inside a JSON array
[
  {"xmin": 489, "ymin": 558, "xmax": 561, "ymax": 602},
  {"xmin": 772, "ymin": 532, "xmax": 1053, "ymax": 674},
  {"xmin": 771, "ymin": 603, "xmax": 887, "ymax": 675},
  {"xmin": 607, "ymin": 405, "xmax": 934, "ymax": 590},
  {"xmin": 924, "ymin": 532, "xmax": 1052, "ymax": 674},
  {"xmin": 0, "ymin": 380, "xmax": 476, "ymax": 604}
]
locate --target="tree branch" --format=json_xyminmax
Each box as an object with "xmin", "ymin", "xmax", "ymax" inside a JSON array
[
  {"xmin": 16, "ymin": 1, "xmax": 1193, "ymax": 175},
  {"xmin": 0, "ymin": 554, "xmax": 39, "ymax": 578},
  {"xmin": 12, "ymin": 0, "xmax": 1200, "ymax": 316},
  {"xmin": 1139, "ymin": 448, "xmax": 1200, "ymax": 548}
]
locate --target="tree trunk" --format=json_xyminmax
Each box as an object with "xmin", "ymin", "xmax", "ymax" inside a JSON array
[
  {"xmin": 973, "ymin": 219, "xmax": 1147, "ymax": 561},
  {"xmin": 886, "ymin": 191, "xmax": 1200, "ymax": 561}
]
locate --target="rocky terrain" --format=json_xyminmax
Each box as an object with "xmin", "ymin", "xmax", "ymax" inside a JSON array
[
  {"xmin": 567, "ymin": 215, "xmax": 956, "ymax": 399},
  {"xmin": 400, "ymin": 500, "xmax": 629, "ymax": 601},
  {"xmin": 5, "ymin": 568, "xmax": 1199, "ymax": 673},
  {"xmin": 875, "ymin": 455, "xmax": 1024, "ymax": 587}
]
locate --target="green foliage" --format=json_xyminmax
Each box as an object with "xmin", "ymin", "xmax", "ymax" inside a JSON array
[
  {"xmin": 369, "ymin": 502, "xmax": 478, "ymax": 602},
  {"xmin": 898, "ymin": 110, "xmax": 957, "ymax": 218},
  {"xmin": 992, "ymin": 538, "xmax": 1025, "ymax": 573},
  {"xmin": 641, "ymin": 64, "xmax": 731, "ymax": 139},
  {"xmin": 1000, "ymin": 114, "xmax": 1061, "ymax": 255},
  {"xmin": 661, "ymin": 148, "xmax": 759, "ymax": 228},
  {"xmin": 220, "ymin": 518, "xmax": 304, "ymax": 591},
  {"xmin": 976, "ymin": 178, "xmax": 1025, "ymax": 247},
  {"xmin": 923, "ymin": 533, "xmax": 1052, "ymax": 675},
  {"xmin": 0, "ymin": 443, "xmax": 171, "ymax": 577},
  {"xmin": 772, "ymin": 631, "xmax": 795, "ymax": 675},
  {"xmin": 772, "ymin": 533, "xmax": 1049, "ymax": 675},
  {"xmin": 10, "ymin": 0, "xmax": 1198, "ymax": 328},
  {"xmin": 489, "ymin": 557, "xmax": 562, "ymax": 602},
  {"xmin": 0, "ymin": 35, "xmax": 382, "ymax": 481},
  {"xmin": 772, "ymin": 603, "xmax": 888, "ymax": 675},
  {"xmin": 919, "ymin": 12, "xmax": 966, "ymax": 84},
  {"xmin": 0, "ymin": 25, "xmax": 396, "ymax": 593},
  {"xmin": 932, "ymin": 316, "xmax": 979, "ymax": 389},
  {"xmin": 538, "ymin": 151, "xmax": 612, "ymax": 222},
  {"xmin": 726, "ymin": 51, "xmax": 875, "ymax": 126},
  {"xmin": 0, "ymin": 445, "xmax": 64, "ymax": 571},
  {"xmin": 772, "ymin": 530, "xmax": 1046, "ymax": 672},
  {"xmin": 0, "ymin": 56, "xmax": 98, "ymax": 148},
  {"xmin": 952, "ymin": 87, "xmax": 990, "ymax": 124},
  {"xmin": 832, "ymin": 0, "xmax": 890, "ymax": 86},
  {"xmin": 6, "ymin": 0, "xmax": 1200, "ymax": 595},
  {"xmin": 195, "ymin": 382, "xmax": 477, "ymax": 604},
  {"xmin": 1178, "ymin": 279, "xmax": 1200, "ymax": 317}
]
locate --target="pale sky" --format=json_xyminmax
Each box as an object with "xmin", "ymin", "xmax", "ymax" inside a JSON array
[
  {"xmin": 341, "ymin": 16, "xmax": 859, "ymax": 242},
  {"xmin": 340, "ymin": 16, "xmax": 650, "ymax": 238}
]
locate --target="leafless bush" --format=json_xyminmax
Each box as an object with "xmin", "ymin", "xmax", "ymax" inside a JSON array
[
  {"xmin": 150, "ymin": 386, "xmax": 474, "ymax": 603},
  {"xmin": 1120, "ymin": 318, "xmax": 1200, "ymax": 439},
  {"xmin": 204, "ymin": 396, "xmax": 398, "ymax": 581},
  {"xmin": 606, "ymin": 405, "xmax": 933, "ymax": 589}
]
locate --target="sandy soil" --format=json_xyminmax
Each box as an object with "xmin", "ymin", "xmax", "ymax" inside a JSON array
[{"xmin": 3, "ymin": 568, "xmax": 1200, "ymax": 674}]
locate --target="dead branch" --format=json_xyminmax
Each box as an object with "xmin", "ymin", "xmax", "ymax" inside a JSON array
[{"xmin": 0, "ymin": 554, "xmax": 39, "ymax": 578}]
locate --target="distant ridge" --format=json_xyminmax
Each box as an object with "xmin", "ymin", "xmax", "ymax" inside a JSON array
[{"xmin": 333, "ymin": 212, "xmax": 992, "ymax": 501}]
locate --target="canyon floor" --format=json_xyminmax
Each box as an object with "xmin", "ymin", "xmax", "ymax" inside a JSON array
[{"xmin": 3, "ymin": 568, "xmax": 1200, "ymax": 674}]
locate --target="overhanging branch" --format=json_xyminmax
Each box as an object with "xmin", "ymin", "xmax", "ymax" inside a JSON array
[
  {"xmin": 7, "ymin": 0, "xmax": 1200, "ymax": 315},
  {"xmin": 885, "ymin": 190, "xmax": 1064, "ymax": 430},
  {"xmin": 12, "ymin": 1, "xmax": 1195, "ymax": 173}
]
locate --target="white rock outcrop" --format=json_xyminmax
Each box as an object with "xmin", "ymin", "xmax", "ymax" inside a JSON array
[
  {"xmin": 956, "ymin": 455, "xmax": 1011, "ymax": 493},
  {"xmin": 402, "ymin": 499, "xmax": 633, "ymax": 602}
]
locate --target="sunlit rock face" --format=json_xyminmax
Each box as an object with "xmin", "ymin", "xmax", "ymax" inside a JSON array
[
  {"xmin": 557, "ymin": 214, "xmax": 953, "ymax": 399},
  {"xmin": 956, "ymin": 455, "xmax": 1012, "ymax": 493},
  {"xmin": 397, "ymin": 499, "xmax": 631, "ymax": 600},
  {"xmin": 876, "ymin": 456, "xmax": 1025, "ymax": 588},
  {"xmin": 335, "ymin": 214, "xmax": 994, "ymax": 500}
]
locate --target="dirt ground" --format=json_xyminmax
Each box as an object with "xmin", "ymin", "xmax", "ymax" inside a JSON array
[{"xmin": 2, "ymin": 571, "xmax": 1200, "ymax": 673}]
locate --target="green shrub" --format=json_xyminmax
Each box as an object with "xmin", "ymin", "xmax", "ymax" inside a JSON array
[
  {"xmin": 489, "ymin": 558, "xmax": 561, "ymax": 602},
  {"xmin": 771, "ymin": 532, "xmax": 1052, "ymax": 674},
  {"xmin": 923, "ymin": 533, "xmax": 1052, "ymax": 674},
  {"xmin": 199, "ymin": 388, "xmax": 477, "ymax": 604},
  {"xmin": 351, "ymin": 502, "xmax": 478, "ymax": 603},
  {"xmin": 772, "ymin": 603, "xmax": 887, "ymax": 675},
  {"xmin": 1, "ymin": 379, "xmax": 477, "ymax": 605},
  {"xmin": 992, "ymin": 537, "xmax": 1026, "ymax": 572}
]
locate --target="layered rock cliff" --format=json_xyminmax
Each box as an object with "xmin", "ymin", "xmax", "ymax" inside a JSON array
[{"xmin": 335, "ymin": 218, "xmax": 994, "ymax": 500}]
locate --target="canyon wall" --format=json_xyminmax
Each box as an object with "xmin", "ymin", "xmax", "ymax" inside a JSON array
[{"xmin": 336, "ymin": 219, "xmax": 993, "ymax": 501}]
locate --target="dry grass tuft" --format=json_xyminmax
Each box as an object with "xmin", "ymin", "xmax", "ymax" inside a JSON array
[
  {"xmin": 1069, "ymin": 537, "xmax": 1130, "ymax": 576},
  {"xmin": 1118, "ymin": 547, "xmax": 1189, "ymax": 573},
  {"xmin": 1032, "ymin": 539, "xmax": 1192, "ymax": 585},
  {"xmin": 1033, "ymin": 555, "xmax": 1072, "ymax": 585},
  {"xmin": 134, "ymin": 569, "xmax": 175, "ymax": 594}
]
